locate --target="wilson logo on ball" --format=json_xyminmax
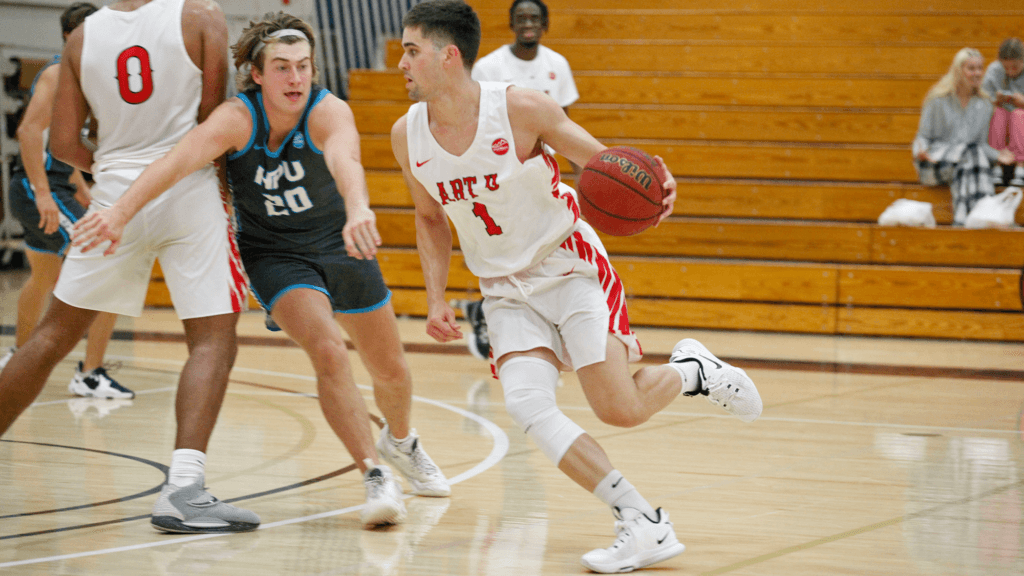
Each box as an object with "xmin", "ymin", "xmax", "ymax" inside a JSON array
[
  {"xmin": 598, "ymin": 152, "xmax": 654, "ymax": 190},
  {"xmin": 492, "ymin": 138, "xmax": 509, "ymax": 155}
]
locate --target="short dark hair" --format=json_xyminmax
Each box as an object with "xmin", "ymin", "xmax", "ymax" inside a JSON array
[
  {"xmin": 60, "ymin": 2, "xmax": 98, "ymax": 36},
  {"xmin": 998, "ymin": 37, "xmax": 1024, "ymax": 61},
  {"xmin": 509, "ymin": 0, "xmax": 548, "ymax": 29},
  {"xmin": 402, "ymin": 0, "xmax": 481, "ymax": 70}
]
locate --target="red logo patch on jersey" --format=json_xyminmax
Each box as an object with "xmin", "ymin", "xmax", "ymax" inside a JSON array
[
  {"xmin": 492, "ymin": 138, "xmax": 509, "ymax": 155},
  {"xmin": 549, "ymin": 72, "xmax": 556, "ymax": 80}
]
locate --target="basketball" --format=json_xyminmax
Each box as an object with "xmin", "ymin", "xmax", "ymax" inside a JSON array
[{"xmin": 577, "ymin": 146, "xmax": 666, "ymax": 236}]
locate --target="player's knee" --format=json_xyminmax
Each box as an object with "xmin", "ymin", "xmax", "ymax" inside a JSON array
[
  {"xmin": 503, "ymin": 383, "xmax": 584, "ymax": 465},
  {"xmin": 305, "ymin": 338, "xmax": 349, "ymax": 377}
]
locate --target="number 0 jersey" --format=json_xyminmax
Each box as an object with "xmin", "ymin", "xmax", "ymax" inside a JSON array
[
  {"xmin": 407, "ymin": 81, "xmax": 580, "ymax": 278},
  {"xmin": 80, "ymin": 0, "xmax": 201, "ymax": 178},
  {"xmin": 227, "ymin": 86, "xmax": 346, "ymax": 254}
]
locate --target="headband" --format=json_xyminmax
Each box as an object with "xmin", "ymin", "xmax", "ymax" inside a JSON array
[{"xmin": 253, "ymin": 28, "xmax": 310, "ymax": 58}]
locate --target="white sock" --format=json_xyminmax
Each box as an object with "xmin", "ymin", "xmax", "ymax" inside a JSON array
[
  {"xmin": 390, "ymin": 431, "xmax": 417, "ymax": 454},
  {"xmin": 665, "ymin": 359, "xmax": 702, "ymax": 396},
  {"xmin": 168, "ymin": 449, "xmax": 206, "ymax": 488},
  {"xmin": 593, "ymin": 470, "xmax": 657, "ymax": 518}
]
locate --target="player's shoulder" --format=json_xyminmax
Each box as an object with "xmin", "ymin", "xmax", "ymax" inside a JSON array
[{"xmin": 182, "ymin": 0, "xmax": 226, "ymax": 28}]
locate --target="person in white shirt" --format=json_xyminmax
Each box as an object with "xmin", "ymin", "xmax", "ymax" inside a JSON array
[
  {"xmin": 460, "ymin": 0, "xmax": 580, "ymax": 358},
  {"xmin": 471, "ymin": 0, "xmax": 579, "ymax": 114},
  {"xmin": 393, "ymin": 2, "xmax": 763, "ymax": 572}
]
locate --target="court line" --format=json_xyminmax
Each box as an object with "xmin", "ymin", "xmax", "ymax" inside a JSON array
[
  {"xmin": 0, "ymin": 440, "xmax": 167, "ymax": 521},
  {"xmin": 700, "ymin": 477, "xmax": 1024, "ymax": 576},
  {"xmin": 0, "ymin": 359, "xmax": 509, "ymax": 568}
]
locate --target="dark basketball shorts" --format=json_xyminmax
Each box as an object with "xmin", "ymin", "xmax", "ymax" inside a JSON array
[
  {"xmin": 9, "ymin": 175, "xmax": 85, "ymax": 256},
  {"xmin": 241, "ymin": 248, "xmax": 391, "ymax": 314}
]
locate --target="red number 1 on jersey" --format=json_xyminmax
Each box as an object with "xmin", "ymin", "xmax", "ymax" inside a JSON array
[
  {"xmin": 471, "ymin": 202, "xmax": 503, "ymax": 236},
  {"xmin": 116, "ymin": 46, "xmax": 154, "ymax": 105}
]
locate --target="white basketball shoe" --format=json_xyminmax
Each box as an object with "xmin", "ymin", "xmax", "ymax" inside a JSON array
[
  {"xmin": 670, "ymin": 339, "xmax": 762, "ymax": 422},
  {"xmin": 361, "ymin": 460, "xmax": 406, "ymax": 527},
  {"xmin": 580, "ymin": 507, "xmax": 686, "ymax": 573}
]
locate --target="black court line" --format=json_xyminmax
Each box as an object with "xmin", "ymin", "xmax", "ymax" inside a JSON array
[
  {"xmin": 1, "ymin": 375, "xmax": 363, "ymax": 541},
  {"xmin": 0, "ymin": 440, "xmax": 168, "ymax": 520},
  {"xmin": 0, "ymin": 464, "xmax": 356, "ymax": 541}
]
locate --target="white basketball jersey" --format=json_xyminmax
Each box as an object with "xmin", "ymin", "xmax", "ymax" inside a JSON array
[
  {"xmin": 80, "ymin": 0, "xmax": 201, "ymax": 176},
  {"xmin": 407, "ymin": 82, "xmax": 580, "ymax": 278}
]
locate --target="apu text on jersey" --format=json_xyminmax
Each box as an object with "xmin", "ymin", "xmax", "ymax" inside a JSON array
[{"xmin": 254, "ymin": 161, "xmax": 305, "ymax": 191}]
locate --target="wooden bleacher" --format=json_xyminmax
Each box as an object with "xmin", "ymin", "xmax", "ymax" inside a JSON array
[{"xmin": 144, "ymin": 1, "xmax": 1024, "ymax": 341}]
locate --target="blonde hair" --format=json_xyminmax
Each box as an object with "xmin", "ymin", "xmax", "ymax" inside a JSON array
[
  {"xmin": 232, "ymin": 12, "xmax": 319, "ymax": 93},
  {"xmin": 924, "ymin": 47, "xmax": 989, "ymax": 104}
]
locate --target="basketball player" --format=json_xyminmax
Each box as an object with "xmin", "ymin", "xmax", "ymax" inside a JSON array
[
  {"xmin": 392, "ymin": 1, "xmax": 762, "ymax": 572},
  {"xmin": 0, "ymin": 0, "xmax": 260, "ymax": 534},
  {"xmin": 1, "ymin": 2, "xmax": 133, "ymax": 401},
  {"xmin": 72, "ymin": 13, "xmax": 450, "ymax": 526},
  {"xmin": 455, "ymin": 0, "xmax": 581, "ymax": 360}
]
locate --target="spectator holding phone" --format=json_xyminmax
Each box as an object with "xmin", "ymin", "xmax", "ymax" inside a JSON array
[
  {"xmin": 912, "ymin": 47, "xmax": 1014, "ymax": 225},
  {"xmin": 983, "ymin": 37, "xmax": 1024, "ymax": 185}
]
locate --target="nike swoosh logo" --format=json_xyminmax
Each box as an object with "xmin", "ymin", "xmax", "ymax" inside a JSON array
[
  {"xmin": 657, "ymin": 533, "xmax": 670, "ymax": 545},
  {"xmin": 416, "ymin": 158, "xmax": 432, "ymax": 167},
  {"xmin": 611, "ymin": 477, "xmax": 622, "ymax": 488},
  {"xmin": 698, "ymin": 353, "xmax": 722, "ymax": 369}
]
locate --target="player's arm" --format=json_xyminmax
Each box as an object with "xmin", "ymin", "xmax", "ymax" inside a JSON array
[
  {"xmin": 391, "ymin": 115, "xmax": 463, "ymax": 343},
  {"xmin": 15, "ymin": 64, "xmax": 61, "ymax": 234},
  {"xmin": 73, "ymin": 100, "xmax": 250, "ymax": 255},
  {"xmin": 309, "ymin": 95, "xmax": 381, "ymax": 260},
  {"xmin": 510, "ymin": 87, "xmax": 678, "ymax": 223},
  {"xmin": 50, "ymin": 27, "xmax": 93, "ymax": 174}
]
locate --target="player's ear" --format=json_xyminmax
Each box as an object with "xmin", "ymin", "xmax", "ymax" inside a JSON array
[
  {"xmin": 251, "ymin": 65, "xmax": 263, "ymax": 87},
  {"xmin": 444, "ymin": 44, "xmax": 461, "ymax": 68}
]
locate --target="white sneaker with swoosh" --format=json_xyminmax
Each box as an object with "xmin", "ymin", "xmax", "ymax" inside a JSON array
[
  {"xmin": 580, "ymin": 507, "xmax": 686, "ymax": 573},
  {"xmin": 670, "ymin": 338, "xmax": 762, "ymax": 422}
]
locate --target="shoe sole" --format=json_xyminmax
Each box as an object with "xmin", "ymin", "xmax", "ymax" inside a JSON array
[
  {"xmin": 580, "ymin": 542, "xmax": 686, "ymax": 573},
  {"xmin": 68, "ymin": 382, "xmax": 135, "ymax": 400},
  {"xmin": 407, "ymin": 479, "xmax": 451, "ymax": 497},
  {"xmin": 361, "ymin": 503, "xmax": 407, "ymax": 527},
  {"xmin": 151, "ymin": 516, "xmax": 259, "ymax": 534}
]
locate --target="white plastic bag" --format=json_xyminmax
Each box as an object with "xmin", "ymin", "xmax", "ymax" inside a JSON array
[
  {"xmin": 964, "ymin": 187, "xmax": 1022, "ymax": 229},
  {"xmin": 878, "ymin": 198, "xmax": 936, "ymax": 227}
]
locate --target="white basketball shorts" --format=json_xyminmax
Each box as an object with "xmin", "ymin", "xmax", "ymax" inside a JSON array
[
  {"xmin": 55, "ymin": 165, "xmax": 248, "ymax": 319},
  {"xmin": 480, "ymin": 220, "xmax": 643, "ymax": 373}
]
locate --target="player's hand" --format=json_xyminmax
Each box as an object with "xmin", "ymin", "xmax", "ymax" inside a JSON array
[
  {"xmin": 425, "ymin": 300, "xmax": 463, "ymax": 343},
  {"xmin": 72, "ymin": 207, "xmax": 126, "ymax": 256},
  {"xmin": 653, "ymin": 155, "xmax": 677, "ymax": 225},
  {"xmin": 34, "ymin": 190, "xmax": 61, "ymax": 235},
  {"xmin": 342, "ymin": 205, "xmax": 382, "ymax": 260}
]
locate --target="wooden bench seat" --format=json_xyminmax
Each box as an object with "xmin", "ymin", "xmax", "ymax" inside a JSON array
[
  {"xmin": 472, "ymin": 11, "xmax": 1019, "ymax": 45},
  {"xmin": 348, "ymin": 69, "xmax": 933, "ymax": 109},
  {"xmin": 351, "ymin": 101, "xmax": 919, "ymax": 145},
  {"xmin": 373, "ymin": 209, "xmax": 1024, "ymax": 267},
  {"xmin": 385, "ymin": 39, "xmax": 991, "ymax": 77},
  {"xmin": 469, "ymin": 0, "xmax": 1013, "ymax": 11}
]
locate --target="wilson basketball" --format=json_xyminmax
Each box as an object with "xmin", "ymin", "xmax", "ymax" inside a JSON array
[{"xmin": 577, "ymin": 146, "xmax": 665, "ymax": 236}]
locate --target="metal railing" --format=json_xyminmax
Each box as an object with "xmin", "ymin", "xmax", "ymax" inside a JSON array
[{"xmin": 313, "ymin": 0, "xmax": 420, "ymax": 98}]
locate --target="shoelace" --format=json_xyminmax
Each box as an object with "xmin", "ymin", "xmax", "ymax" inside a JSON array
[{"xmin": 608, "ymin": 519, "xmax": 636, "ymax": 550}]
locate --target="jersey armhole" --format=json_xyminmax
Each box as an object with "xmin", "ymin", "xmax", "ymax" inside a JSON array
[{"xmin": 227, "ymin": 94, "xmax": 258, "ymax": 160}]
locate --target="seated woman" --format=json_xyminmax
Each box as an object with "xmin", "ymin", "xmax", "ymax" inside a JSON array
[
  {"xmin": 984, "ymin": 38, "xmax": 1024, "ymax": 185},
  {"xmin": 912, "ymin": 47, "xmax": 1014, "ymax": 225}
]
